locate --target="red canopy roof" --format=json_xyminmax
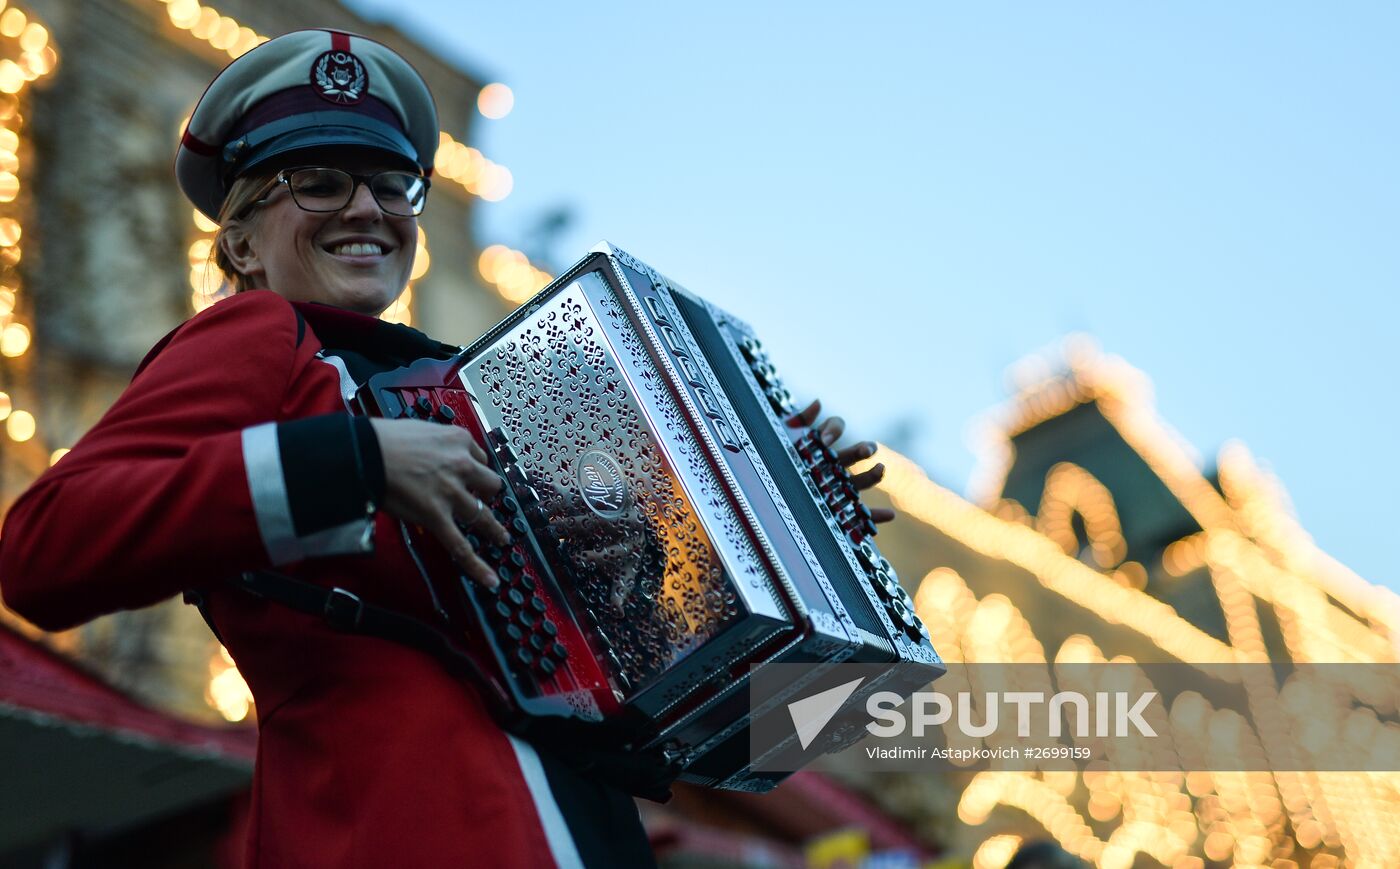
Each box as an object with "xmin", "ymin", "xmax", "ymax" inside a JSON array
[{"xmin": 0, "ymin": 621, "xmax": 255, "ymax": 852}]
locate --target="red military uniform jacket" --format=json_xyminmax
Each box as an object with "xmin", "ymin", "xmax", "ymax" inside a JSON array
[{"xmin": 0, "ymin": 290, "xmax": 652, "ymax": 868}]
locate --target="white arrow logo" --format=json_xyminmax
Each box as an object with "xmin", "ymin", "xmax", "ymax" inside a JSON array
[{"xmin": 788, "ymin": 677, "xmax": 865, "ymax": 750}]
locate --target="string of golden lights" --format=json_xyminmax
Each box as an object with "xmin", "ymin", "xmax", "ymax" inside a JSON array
[
  {"xmin": 874, "ymin": 447, "xmax": 1241, "ymax": 670},
  {"xmin": 477, "ymin": 243, "xmax": 552, "ymax": 303},
  {"xmin": 0, "ymin": 4, "xmax": 56, "ymax": 467},
  {"xmin": 915, "ymin": 564, "xmax": 1397, "ymax": 865},
  {"xmin": 1036, "ymin": 462, "xmax": 1129, "ymax": 570}
]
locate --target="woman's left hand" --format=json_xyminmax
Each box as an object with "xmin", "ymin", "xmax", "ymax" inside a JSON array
[{"xmin": 788, "ymin": 398, "xmax": 896, "ymax": 524}]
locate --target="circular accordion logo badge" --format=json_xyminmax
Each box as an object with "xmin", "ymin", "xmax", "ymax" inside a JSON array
[
  {"xmin": 311, "ymin": 50, "xmax": 368, "ymax": 105},
  {"xmin": 577, "ymin": 449, "xmax": 629, "ymax": 519}
]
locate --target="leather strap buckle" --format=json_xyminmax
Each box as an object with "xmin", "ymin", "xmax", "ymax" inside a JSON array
[{"xmin": 323, "ymin": 587, "xmax": 365, "ymax": 631}]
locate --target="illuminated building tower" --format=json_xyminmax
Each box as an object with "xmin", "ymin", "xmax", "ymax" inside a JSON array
[{"xmin": 847, "ymin": 337, "xmax": 1400, "ymax": 868}]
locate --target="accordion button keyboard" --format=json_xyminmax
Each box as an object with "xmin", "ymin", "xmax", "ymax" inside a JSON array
[
  {"xmin": 874, "ymin": 569, "xmax": 900, "ymax": 599},
  {"xmin": 767, "ymin": 387, "xmax": 794, "ymax": 414},
  {"xmin": 888, "ymin": 597, "xmax": 913, "ymax": 626}
]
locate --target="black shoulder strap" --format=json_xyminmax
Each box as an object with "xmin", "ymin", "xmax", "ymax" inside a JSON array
[
  {"xmin": 230, "ymin": 570, "xmax": 505, "ymax": 698},
  {"xmin": 186, "ymin": 571, "xmax": 679, "ymax": 800}
]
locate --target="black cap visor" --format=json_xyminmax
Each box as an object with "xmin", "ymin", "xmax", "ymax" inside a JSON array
[{"xmin": 222, "ymin": 112, "xmax": 420, "ymax": 185}]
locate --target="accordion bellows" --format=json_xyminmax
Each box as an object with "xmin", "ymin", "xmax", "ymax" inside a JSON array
[{"xmin": 357, "ymin": 243, "xmax": 943, "ymax": 791}]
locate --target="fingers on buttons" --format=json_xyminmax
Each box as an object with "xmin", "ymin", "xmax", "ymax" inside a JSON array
[
  {"xmin": 820, "ymin": 416, "xmax": 846, "ymax": 446},
  {"xmin": 788, "ymin": 398, "xmax": 821, "ymax": 428},
  {"xmin": 837, "ymin": 440, "xmax": 877, "ymax": 466},
  {"xmin": 441, "ymin": 517, "xmax": 498, "ymax": 590},
  {"xmin": 850, "ymin": 462, "xmax": 886, "ymax": 491}
]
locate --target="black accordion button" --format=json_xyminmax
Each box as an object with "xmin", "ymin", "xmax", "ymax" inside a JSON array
[
  {"xmin": 435, "ymin": 404, "xmax": 456, "ymax": 423},
  {"xmin": 514, "ymin": 648, "xmax": 534, "ymax": 667},
  {"xmin": 550, "ymin": 641, "xmax": 569, "ymax": 661},
  {"xmin": 501, "ymin": 495, "xmax": 519, "ymax": 514},
  {"xmin": 529, "ymin": 596, "xmax": 548, "ymax": 615},
  {"xmin": 529, "ymin": 634, "xmax": 546, "ymax": 652},
  {"xmin": 511, "ymin": 517, "xmax": 530, "ymax": 536},
  {"xmin": 493, "ymin": 600, "xmax": 512, "ymax": 621},
  {"xmin": 540, "ymin": 619, "xmax": 558, "ymax": 638},
  {"xmin": 538, "ymin": 658, "xmax": 557, "ymax": 677},
  {"xmin": 509, "ymin": 550, "xmax": 527, "ymax": 569},
  {"xmin": 506, "ymin": 588, "xmax": 526, "ymax": 608},
  {"xmin": 496, "ymin": 564, "xmax": 515, "ymax": 584},
  {"xmin": 912, "ymin": 618, "xmax": 930, "ymax": 642},
  {"xmin": 415, "ymin": 396, "xmax": 433, "ymax": 416},
  {"xmin": 504, "ymin": 623, "xmax": 524, "ymax": 644}
]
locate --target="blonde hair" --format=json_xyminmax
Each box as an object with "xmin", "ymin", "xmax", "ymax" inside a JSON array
[{"xmin": 213, "ymin": 169, "xmax": 279, "ymax": 293}]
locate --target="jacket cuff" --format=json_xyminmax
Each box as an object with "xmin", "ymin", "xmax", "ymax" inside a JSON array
[{"xmin": 242, "ymin": 415, "xmax": 379, "ymax": 566}]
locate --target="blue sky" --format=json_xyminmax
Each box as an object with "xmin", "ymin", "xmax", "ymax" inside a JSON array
[{"xmin": 347, "ymin": 1, "xmax": 1398, "ymax": 591}]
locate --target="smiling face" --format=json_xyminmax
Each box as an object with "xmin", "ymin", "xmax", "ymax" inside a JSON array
[{"xmin": 221, "ymin": 154, "xmax": 419, "ymax": 316}]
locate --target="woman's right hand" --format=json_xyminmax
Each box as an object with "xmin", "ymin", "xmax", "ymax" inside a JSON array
[{"xmin": 369, "ymin": 418, "xmax": 511, "ymax": 589}]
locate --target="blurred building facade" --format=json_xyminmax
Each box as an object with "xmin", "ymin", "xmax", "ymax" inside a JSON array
[
  {"xmin": 833, "ymin": 339, "xmax": 1400, "ymax": 869},
  {"xmin": 0, "ymin": 2, "xmax": 1396, "ymax": 869}
]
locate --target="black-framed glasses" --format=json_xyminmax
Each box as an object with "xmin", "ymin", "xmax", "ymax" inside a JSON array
[{"xmin": 246, "ymin": 167, "xmax": 430, "ymax": 218}]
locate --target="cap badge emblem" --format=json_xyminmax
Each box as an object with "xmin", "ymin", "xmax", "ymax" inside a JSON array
[{"xmin": 311, "ymin": 50, "xmax": 368, "ymax": 105}]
